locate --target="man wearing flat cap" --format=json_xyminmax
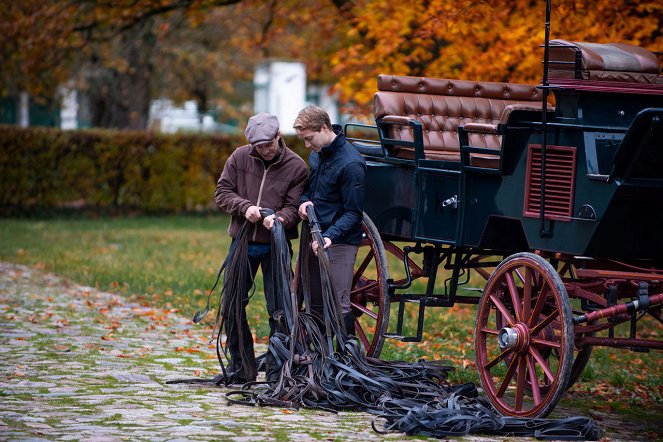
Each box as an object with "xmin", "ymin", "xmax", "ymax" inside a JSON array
[{"xmin": 215, "ymin": 112, "xmax": 308, "ymax": 383}]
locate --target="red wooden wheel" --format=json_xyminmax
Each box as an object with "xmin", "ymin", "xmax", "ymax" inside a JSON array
[
  {"xmin": 475, "ymin": 252, "xmax": 574, "ymax": 417},
  {"xmin": 349, "ymin": 212, "xmax": 390, "ymax": 357}
]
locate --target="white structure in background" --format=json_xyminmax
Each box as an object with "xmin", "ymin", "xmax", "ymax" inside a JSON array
[
  {"xmin": 60, "ymin": 89, "xmax": 79, "ymax": 130},
  {"xmin": 254, "ymin": 61, "xmax": 306, "ymax": 135},
  {"xmin": 148, "ymin": 99, "xmax": 216, "ymax": 133},
  {"xmin": 57, "ymin": 61, "xmax": 340, "ymax": 131}
]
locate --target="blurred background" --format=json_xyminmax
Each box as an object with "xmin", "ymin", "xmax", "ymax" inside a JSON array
[{"xmin": 2, "ymin": 0, "xmax": 661, "ymax": 133}]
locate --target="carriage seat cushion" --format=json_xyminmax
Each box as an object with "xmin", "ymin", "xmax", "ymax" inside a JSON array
[
  {"xmin": 548, "ymin": 40, "xmax": 661, "ymax": 84},
  {"xmin": 374, "ymin": 75, "xmax": 547, "ymax": 162}
]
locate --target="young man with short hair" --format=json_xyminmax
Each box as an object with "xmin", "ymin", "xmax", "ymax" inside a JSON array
[{"xmin": 294, "ymin": 105, "xmax": 366, "ymax": 337}]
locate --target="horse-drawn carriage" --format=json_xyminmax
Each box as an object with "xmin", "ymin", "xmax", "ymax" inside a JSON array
[{"xmin": 344, "ymin": 39, "xmax": 663, "ymax": 418}]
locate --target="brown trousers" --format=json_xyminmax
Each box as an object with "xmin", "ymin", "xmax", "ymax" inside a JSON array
[{"xmin": 308, "ymin": 243, "xmax": 359, "ymax": 316}]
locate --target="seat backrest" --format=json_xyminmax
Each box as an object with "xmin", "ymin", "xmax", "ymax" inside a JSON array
[
  {"xmin": 548, "ymin": 40, "xmax": 661, "ymax": 84},
  {"xmin": 373, "ymin": 75, "xmax": 544, "ymax": 159}
]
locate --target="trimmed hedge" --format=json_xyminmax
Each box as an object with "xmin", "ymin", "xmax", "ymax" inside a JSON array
[{"xmin": 0, "ymin": 125, "xmax": 308, "ymax": 215}]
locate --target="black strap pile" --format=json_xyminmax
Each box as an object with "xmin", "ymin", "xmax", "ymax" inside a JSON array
[
  {"xmin": 178, "ymin": 209, "xmax": 602, "ymax": 440},
  {"xmin": 373, "ymin": 394, "xmax": 603, "ymax": 440}
]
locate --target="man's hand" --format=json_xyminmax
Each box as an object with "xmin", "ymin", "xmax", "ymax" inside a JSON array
[
  {"xmin": 262, "ymin": 214, "xmax": 284, "ymax": 230},
  {"xmin": 312, "ymin": 237, "xmax": 332, "ymax": 255},
  {"xmin": 245, "ymin": 205, "xmax": 263, "ymax": 223},
  {"xmin": 298, "ymin": 201, "xmax": 314, "ymax": 220}
]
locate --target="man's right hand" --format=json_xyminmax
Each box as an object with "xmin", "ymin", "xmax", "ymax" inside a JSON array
[
  {"xmin": 245, "ymin": 205, "xmax": 263, "ymax": 223},
  {"xmin": 298, "ymin": 201, "xmax": 313, "ymax": 220}
]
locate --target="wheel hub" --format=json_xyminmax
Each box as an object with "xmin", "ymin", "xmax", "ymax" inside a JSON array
[{"xmin": 498, "ymin": 323, "xmax": 530, "ymax": 353}]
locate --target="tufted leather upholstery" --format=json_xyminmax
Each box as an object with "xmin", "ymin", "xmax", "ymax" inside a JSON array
[
  {"xmin": 373, "ymin": 75, "xmax": 545, "ymax": 162},
  {"xmin": 548, "ymin": 40, "xmax": 661, "ymax": 84}
]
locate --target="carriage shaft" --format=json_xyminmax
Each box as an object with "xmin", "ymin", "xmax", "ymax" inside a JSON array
[
  {"xmin": 575, "ymin": 336, "xmax": 663, "ymax": 350},
  {"xmin": 573, "ymin": 293, "xmax": 663, "ymax": 324}
]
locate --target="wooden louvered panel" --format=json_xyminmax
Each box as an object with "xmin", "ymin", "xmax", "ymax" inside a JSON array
[{"xmin": 523, "ymin": 144, "xmax": 577, "ymax": 221}]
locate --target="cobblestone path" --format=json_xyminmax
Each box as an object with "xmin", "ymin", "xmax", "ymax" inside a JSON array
[
  {"xmin": 1, "ymin": 262, "xmax": 458, "ymax": 442},
  {"xmin": 0, "ymin": 262, "xmax": 653, "ymax": 441}
]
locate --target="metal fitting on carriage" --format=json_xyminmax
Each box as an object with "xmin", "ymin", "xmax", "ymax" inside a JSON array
[{"xmin": 441, "ymin": 195, "xmax": 459, "ymax": 209}]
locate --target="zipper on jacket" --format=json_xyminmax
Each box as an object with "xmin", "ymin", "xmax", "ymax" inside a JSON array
[
  {"xmin": 249, "ymin": 143, "xmax": 284, "ymax": 242},
  {"xmin": 253, "ymin": 165, "xmax": 270, "ymax": 242}
]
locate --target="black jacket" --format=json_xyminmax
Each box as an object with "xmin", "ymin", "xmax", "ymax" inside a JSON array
[{"xmin": 301, "ymin": 126, "xmax": 366, "ymax": 245}]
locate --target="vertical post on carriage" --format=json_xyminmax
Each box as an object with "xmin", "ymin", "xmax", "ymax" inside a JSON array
[{"xmin": 539, "ymin": 0, "xmax": 553, "ymax": 238}]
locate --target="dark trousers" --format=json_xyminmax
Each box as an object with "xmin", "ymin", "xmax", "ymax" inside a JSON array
[{"xmin": 225, "ymin": 242, "xmax": 285, "ymax": 382}]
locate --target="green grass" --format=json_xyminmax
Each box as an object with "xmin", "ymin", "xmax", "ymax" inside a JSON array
[
  {"xmin": 1, "ymin": 215, "xmax": 661, "ymax": 418},
  {"xmin": 0, "ymin": 215, "xmax": 272, "ymax": 337}
]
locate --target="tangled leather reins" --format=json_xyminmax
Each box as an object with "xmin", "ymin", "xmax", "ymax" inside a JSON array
[{"xmin": 171, "ymin": 209, "xmax": 603, "ymax": 440}]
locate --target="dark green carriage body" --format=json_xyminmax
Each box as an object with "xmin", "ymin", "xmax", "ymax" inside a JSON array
[
  {"xmin": 363, "ymin": 87, "xmax": 663, "ymax": 261},
  {"xmin": 350, "ymin": 40, "xmax": 663, "ymax": 420}
]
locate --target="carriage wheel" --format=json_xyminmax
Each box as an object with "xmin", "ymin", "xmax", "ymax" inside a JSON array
[
  {"xmin": 349, "ymin": 213, "xmax": 390, "ymax": 357},
  {"xmin": 554, "ymin": 261, "xmax": 593, "ymax": 390},
  {"xmin": 475, "ymin": 252, "xmax": 573, "ymax": 417},
  {"xmin": 568, "ymin": 344, "xmax": 592, "ymax": 389}
]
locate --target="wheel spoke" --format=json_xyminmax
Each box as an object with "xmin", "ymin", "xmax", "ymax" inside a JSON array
[
  {"xmin": 529, "ymin": 346, "xmax": 555, "ymax": 383},
  {"xmin": 480, "ymin": 327, "xmax": 499, "ymax": 335},
  {"xmin": 531, "ymin": 337, "xmax": 561, "ymax": 349},
  {"xmin": 355, "ymin": 319, "xmax": 370, "ymax": 349},
  {"xmin": 490, "ymin": 294, "xmax": 516, "ymax": 326},
  {"xmin": 523, "ymin": 267, "xmax": 532, "ymax": 322},
  {"xmin": 485, "ymin": 347, "xmax": 514, "ymax": 370},
  {"xmin": 352, "ymin": 251, "xmax": 374, "ymax": 287},
  {"xmin": 528, "ymin": 284, "xmax": 550, "ymax": 328},
  {"xmin": 515, "ymin": 355, "xmax": 527, "ymax": 412},
  {"xmin": 514, "ymin": 267, "xmax": 526, "ymax": 284},
  {"xmin": 350, "ymin": 302, "xmax": 378, "ymax": 320},
  {"xmin": 531, "ymin": 310, "xmax": 559, "ymax": 335},
  {"xmin": 350, "ymin": 280, "xmax": 378, "ymax": 296},
  {"xmin": 497, "ymin": 355, "xmax": 519, "ymax": 397},
  {"xmin": 505, "ymin": 271, "xmax": 523, "ymax": 321},
  {"xmin": 527, "ymin": 354, "xmax": 542, "ymax": 405}
]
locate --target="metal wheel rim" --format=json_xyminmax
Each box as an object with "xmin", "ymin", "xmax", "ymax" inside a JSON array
[{"xmin": 350, "ymin": 212, "xmax": 390, "ymax": 357}]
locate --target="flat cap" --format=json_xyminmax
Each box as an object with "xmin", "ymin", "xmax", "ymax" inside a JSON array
[{"xmin": 245, "ymin": 112, "xmax": 280, "ymax": 145}]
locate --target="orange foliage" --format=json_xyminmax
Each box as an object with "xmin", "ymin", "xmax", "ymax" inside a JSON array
[
  {"xmin": 329, "ymin": 0, "xmax": 663, "ymax": 115},
  {"xmin": 2, "ymin": 1, "xmax": 661, "ymax": 122}
]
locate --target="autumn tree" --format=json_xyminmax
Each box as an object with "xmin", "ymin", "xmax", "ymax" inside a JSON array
[
  {"xmin": 328, "ymin": 0, "xmax": 663, "ymax": 116},
  {"xmin": 146, "ymin": 0, "xmax": 345, "ymax": 126},
  {"xmin": 0, "ymin": 0, "xmax": 243, "ymax": 129},
  {"xmin": 2, "ymin": 0, "xmax": 660, "ymax": 128}
]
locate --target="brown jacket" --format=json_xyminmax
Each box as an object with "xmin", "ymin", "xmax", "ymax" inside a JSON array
[{"xmin": 215, "ymin": 138, "xmax": 308, "ymax": 243}]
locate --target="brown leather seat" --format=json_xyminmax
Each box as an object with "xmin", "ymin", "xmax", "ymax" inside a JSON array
[{"xmin": 373, "ymin": 75, "xmax": 547, "ymax": 166}]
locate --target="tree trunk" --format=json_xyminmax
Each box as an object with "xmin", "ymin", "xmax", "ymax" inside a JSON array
[{"xmin": 86, "ymin": 20, "xmax": 156, "ymax": 130}]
